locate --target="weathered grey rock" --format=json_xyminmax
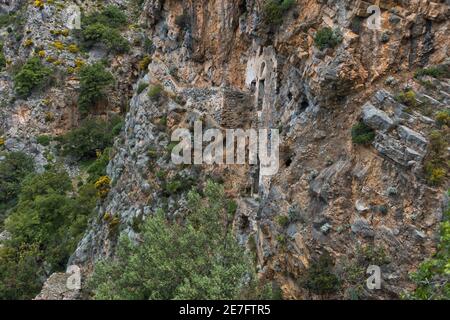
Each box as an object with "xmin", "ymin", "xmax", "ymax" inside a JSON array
[
  {"xmin": 397, "ymin": 126, "xmax": 428, "ymax": 152},
  {"xmin": 374, "ymin": 133, "xmax": 425, "ymax": 167},
  {"xmin": 362, "ymin": 102, "xmax": 394, "ymax": 132},
  {"xmin": 351, "ymin": 218, "xmax": 375, "ymax": 238}
]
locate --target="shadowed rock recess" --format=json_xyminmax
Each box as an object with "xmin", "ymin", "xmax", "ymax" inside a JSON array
[{"xmin": 0, "ymin": 0, "xmax": 449, "ymax": 300}]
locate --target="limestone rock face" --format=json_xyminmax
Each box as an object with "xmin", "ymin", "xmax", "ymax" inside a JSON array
[{"xmin": 0, "ymin": 0, "xmax": 447, "ymax": 300}]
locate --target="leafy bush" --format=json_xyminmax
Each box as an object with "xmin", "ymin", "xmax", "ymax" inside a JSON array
[
  {"xmin": 81, "ymin": 23, "xmax": 130, "ymax": 53},
  {"xmin": 276, "ymin": 215, "xmax": 290, "ymax": 228},
  {"xmin": 407, "ymin": 192, "xmax": 449, "ymax": 300},
  {"xmin": 0, "ymin": 13, "xmax": 15, "ymax": 28},
  {"xmin": 148, "ymin": 84, "xmax": 164, "ymax": 100},
  {"xmin": 89, "ymin": 181, "xmax": 269, "ymax": 299},
  {"xmin": 78, "ymin": 62, "xmax": 114, "ymax": 114},
  {"xmin": 424, "ymin": 130, "xmax": 448, "ymax": 186},
  {"xmin": 414, "ymin": 65, "xmax": 450, "ymax": 79},
  {"xmin": 0, "ymin": 42, "xmax": 6, "ymax": 71},
  {"xmin": 36, "ymin": 135, "xmax": 51, "ymax": 146},
  {"xmin": 95, "ymin": 175, "xmax": 111, "ymax": 199},
  {"xmin": 351, "ymin": 121, "xmax": 375, "ymax": 145},
  {"xmin": 262, "ymin": 0, "xmax": 295, "ymax": 26},
  {"xmin": 138, "ymin": 55, "xmax": 151, "ymax": 71},
  {"xmin": 0, "ymin": 152, "xmax": 35, "ymax": 222},
  {"xmin": 396, "ymin": 89, "xmax": 417, "ymax": 107},
  {"xmin": 301, "ymin": 252, "xmax": 340, "ymax": 295},
  {"xmin": 314, "ymin": 27, "xmax": 343, "ymax": 50},
  {"xmin": 83, "ymin": 5, "xmax": 128, "ymax": 29},
  {"xmin": 0, "ymin": 169, "xmax": 96, "ymax": 299},
  {"xmin": 13, "ymin": 57, "xmax": 52, "ymax": 98},
  {"xmin": 87, "ymin": 148, "xmax": 111, "ymax": 183},
  {"xmin": 81, "ymin": 6, "xmax": 129, "ymax": 54},
  {"xmin": 136, "ymin": 82, "xmax": 148, "ymax": 94},
  {"xmin": 435, "ymin": 110, "xmax": 450, "ymax": 127},
  {"xmin": 58, "ymin": 117, "xmax": 122, "ymax": 160}
]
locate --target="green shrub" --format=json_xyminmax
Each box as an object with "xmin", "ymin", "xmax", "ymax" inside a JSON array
[
  {"xmin": 87, "ymin": 148, "xmax": 111, "ymax": 183},
  {"xmin": 144, "ymin": 38, "xmax": 153, "ymax": 53},
  {"xmin": 164, "ymin": 179, "xmax": 182, "ymax": 194},
  {"xmin": 407, "ymin": 192, "xmax": 449, "ymax": 300},
  {"xmin": 0, "ymin": 169, "xmax": 96, "ymax": 299},
  {"xmin": 262, "ymin": 0, "xmax": 295, "ymax": 26},
  {"xmin": 435, "ymin": 110, "xmax": 450, "ymax": 127},
  {"xmin": 13, "ymin": 57, "xmax": 52, "ymax": 98},
  {"xmin": 81, "ymin": 23, "xmax": 130, "ymax": 53},
  {"xmin": 0, "ymin": 42, "xmax": 6, "ymax": 71},
  {"xmin": 351, "ymin": 121, "xmax": 375, "ymax": 145},
  {"xmin": 136, "ymin": 82, "xmax": 148, "ymax": 94},
  {"xmin": 83, "ymin": 5, "xmax": 128, "ymax": 29},
  {"xmin": 314, "ymin": 27, "xmax": 343, "ymax": 50},
  {"xmin": 0, "ymin": 13, "xmax": 15, "ymax": 28},
  {"xmin": 301, "ymin": 252, "xmax": 340, "ymax": 295},
  {"xmin": 112, "ymin": 119, "xmax": 124, "ymax": 136},
  {"xmin": 395, "ymin": 89, "xmax": 417, "ymax": 107},
  {"xmin": 414, "ymin": 65, "xmax": 450, "ymax": 79},
  {"xmin": 80, "ymin": 6, "xmax": 129, "ymax": 54},
  {"xmin": 88, "ymin": 181, "xmax": 270, "ymax": 299},
  {"xmin": 58, "ymin": 117, "xmax": 121, "ymax": 160},
  {"xmin": 148, "ymin": 84, "xmax": 163, "ymax": 100},
  {"xmin": 78, "ymin": 62, "xmax": 114, "ymax": 114},
  {"xmin": 0, "ymin": 152, "xmax": 35, "ymax": 222},
  {"xmin": 276, "ymin": 215, "xmax": 290, "ymax": 228},
  {"xmin": 36, "ymin": 135, "xmax": 51, "ymax": 146},
  {"xmin": 424, "ymin": 130, "xmax": 448, "ymax": 186}
]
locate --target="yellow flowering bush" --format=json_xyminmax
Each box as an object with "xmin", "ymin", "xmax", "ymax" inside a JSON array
[
  {"xmin": 24, "ymin": 39, "xmax": 34, "ymax": 47},
  {"xmin": 75, "ymin": 58, "xmax": 85, "ymax": 68},
  {"xmin": 68, "ymin": 44, "xmax": 79, "ymax": 53},
  {"xmin": 52, "ymin": 41, "xmax": 65, "ymax": 50},
  {"xmin": 34, "ymin": 0, "xmax": 44, "ymax": 9},
  {"xmin": 95, "ymin": 176, "xmax": 111, "ymax": 199},
  {"xmin": 138, "ymin": 55, "xmax": 151, "ymax": 71}
]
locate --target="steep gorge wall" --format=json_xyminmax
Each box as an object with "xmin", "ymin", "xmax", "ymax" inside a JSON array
[{"xmin": 0, "ymin": 0, "xmax": 443, "ymax": 299}]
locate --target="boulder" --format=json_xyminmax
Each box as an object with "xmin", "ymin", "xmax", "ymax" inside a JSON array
[
  {"xmin": 362, "ymin": 102, "xmax": 394, "ymax": 132},
  {"xmin": 397, "ymin": 126, "xmax": 428, "ymax": 152}
]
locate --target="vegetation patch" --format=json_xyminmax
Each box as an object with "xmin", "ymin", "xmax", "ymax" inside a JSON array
[
  {"xmin": 13, "ymin": 57, "xmax": 52, "ymax": 98},
  {"xmin": 407, "ymin": 192, "xmax": 450, "ymax": 300},
  {"xmin": 414, "ymin": 65, "xmax": 450, "ymax": 79},
  {"xmin": 80, "ymin": 6, "xmax": 130, "ymax": 54},
  {"xmin": 351, "ymin": 121, "xmax": 375, "ymax": 145},
  {"xmin": 262, "ymin": 0, "xmax": 295, "ymax": 26},
  {"xmin": 300, "ymin": 252, "xmax": 340, "ymax": 296},
  {"xmin": 77, "ymin": 62, "xmax": 114, "ymax": 114},
  {"xmin": 424, "ymin": 130, "xmax": 448, "ymax": 186},
  {"xmin": 0, "ymin": 152, "xmax": 35, "ymax": 223},
  {"xmin": 0, "ymin": 169, "xmax": 96, "ymax": 299},
  {"xmin": 57, "ymin": 116, "xmax": 122, "ymax": 160},
  {"xmin": 88, "ymin": 181, "xmax": 275, "ymax": 299},
  {"xmin": 148, "ymin": 84, "xmax": 164, "ymax": 101},
  {"xmin": 314, "ymin": 27, "xmax": 343, "ymax": 50}
]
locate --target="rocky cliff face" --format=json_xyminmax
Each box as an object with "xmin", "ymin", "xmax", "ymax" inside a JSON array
[{"xmin": 1, "ymin": 0, "xmax": 449, "ymax": 300}]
